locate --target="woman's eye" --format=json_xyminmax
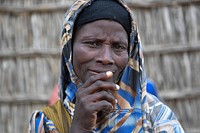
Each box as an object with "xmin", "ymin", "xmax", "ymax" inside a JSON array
[
  {"xmin": 113, "ymin": 44, "xmax": 126, "ymax": 50},
  {"xmin": 86, "ymin": 41, "xmax": 100, "ymax": 47},
  {"xmin": 89, "ymin": 42, "xmax": 97, "ymax": 45}
]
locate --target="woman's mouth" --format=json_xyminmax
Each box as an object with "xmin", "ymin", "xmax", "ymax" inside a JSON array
[{"xmin": 88, "ymin": 70, "xmax": 114, "ymax": 75}]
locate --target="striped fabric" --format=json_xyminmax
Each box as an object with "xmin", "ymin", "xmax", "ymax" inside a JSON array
[{"xmin": 28, "ymin": 0, "xmax": 185, "ymax": 132}]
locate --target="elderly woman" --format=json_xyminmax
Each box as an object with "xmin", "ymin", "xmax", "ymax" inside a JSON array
[{"xmin": 29, "ymin": 0, "xmax": 185, "ymax": 132}]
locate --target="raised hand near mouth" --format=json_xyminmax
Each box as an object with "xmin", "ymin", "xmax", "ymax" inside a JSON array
[{"xmin": 70, "ymin": 71, "xmax": 119, "ymax": 133}]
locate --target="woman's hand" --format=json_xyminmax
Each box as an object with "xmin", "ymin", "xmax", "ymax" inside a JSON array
[{"xmin": 70, "ymin": 71, "xmax": 119, "ymax": 133}]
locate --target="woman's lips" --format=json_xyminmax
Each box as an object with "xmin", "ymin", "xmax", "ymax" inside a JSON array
[
  {"xmin": 89, "ymin": 70, "xmax": 100, "ymax": 75},
  {"xmin": 88, "ymin": 70, "xmax": 113, "ymax": 75},
  {"xmin": 88, "ymin": 70, "xmax": 115, "ymax": 82}
]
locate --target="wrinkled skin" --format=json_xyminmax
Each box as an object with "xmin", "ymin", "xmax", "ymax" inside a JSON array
[{"xmin": 71, "ymin": 20, "xmax": 129, "ymax": 132}]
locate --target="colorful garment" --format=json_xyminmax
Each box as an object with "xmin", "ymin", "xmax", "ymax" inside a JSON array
[{"xmin": 28, "ymin": 0, "xmax": 185, "ymax": 132}]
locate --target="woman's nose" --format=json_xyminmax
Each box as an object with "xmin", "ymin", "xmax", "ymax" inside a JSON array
[{"xmin": 96, "ymin": 46, "xmax": 114, "ymax": 65}]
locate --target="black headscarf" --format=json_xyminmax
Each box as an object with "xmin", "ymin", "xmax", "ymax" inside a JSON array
[{"xmin": 74, "ymin": 0, "xmax": 131, "ymax": 35}]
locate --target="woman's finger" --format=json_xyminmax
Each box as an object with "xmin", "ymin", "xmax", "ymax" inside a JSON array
[
  {"xmin": 78, "ymin": 80, "xmax": 120, "ymax": 95},
  {"xmin": 82, "ymin": 71, "xmax": 113, "ymax": 88}
]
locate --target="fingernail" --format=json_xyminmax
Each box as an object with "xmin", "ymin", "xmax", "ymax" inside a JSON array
[
  {"xmin": 115, "ymin": 84, "xmax": 120, "ymax": 90},
  {"xmin": 115, "ymin": 99, "xmax": 118, "ymax": 103},
  {"xmin": 106, "ymin": 71, "xmax": 113, "ymax": 77}
]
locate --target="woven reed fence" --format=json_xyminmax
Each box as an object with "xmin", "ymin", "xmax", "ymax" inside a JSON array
[{"xmin": 0, "ymin": 0, "xmax": 200, "ymax": 132}]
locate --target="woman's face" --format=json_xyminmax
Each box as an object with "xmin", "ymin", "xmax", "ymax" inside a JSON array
[{"xmin": 73, "ymin": 20, "xmax": 129, "ymax": 83}]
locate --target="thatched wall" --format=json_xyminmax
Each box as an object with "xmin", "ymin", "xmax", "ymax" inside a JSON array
[
  {"xmin": 130, "ymin": 1, "xmax": 200, "ymax": 132},
  {"xmin": 0, "ymin": 0, "xmax": 200, "ymax": 132}
]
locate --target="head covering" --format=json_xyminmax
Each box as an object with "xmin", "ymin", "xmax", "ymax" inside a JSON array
[
  {"xmin": 60, "ymin": 0, "xmax": 150, "ymax": 132},
  {"xmin": 74, "ymin": 0, "xmax": 131, "ymax": 35}
]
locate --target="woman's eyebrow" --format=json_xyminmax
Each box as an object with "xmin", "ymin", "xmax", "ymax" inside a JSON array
[{"xmin": 112, "ymin": 39, "xmax": 128, "ymax": 45}]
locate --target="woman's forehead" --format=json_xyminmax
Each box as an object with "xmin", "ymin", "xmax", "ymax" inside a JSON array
[
  {"xmin": 74, "ymin": 20, "xmax": 128, "ymax": 42},
  {"xmin": 78, "ymin": 20, "xmax": 127, "ymax": 35}
]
